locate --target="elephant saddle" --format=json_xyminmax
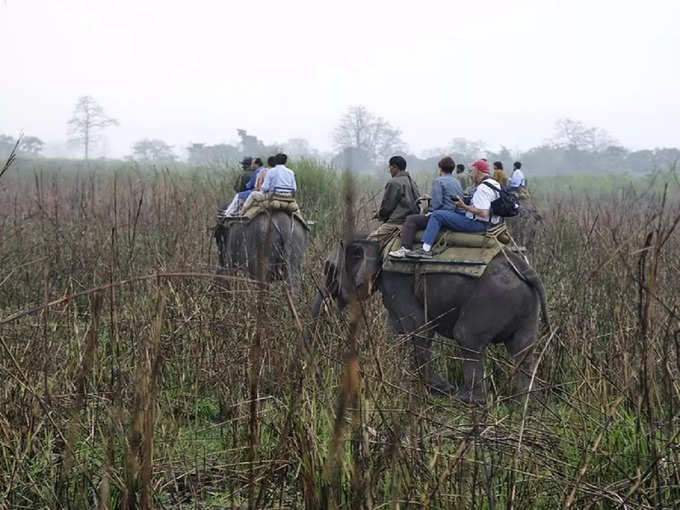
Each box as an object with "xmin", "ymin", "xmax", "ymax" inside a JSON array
[
  {"xmin": 226, "ymin": 192, "xmax": 309, "ymax": 230},
  {"xmin": 383, "ymin": 223, "xmax": 511, "ymax": 278}
]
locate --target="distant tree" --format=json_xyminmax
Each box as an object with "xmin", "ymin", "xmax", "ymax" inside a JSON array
[
  {"xmin": 333, "ymin": 105, "xmax": 406, "ymax": 167},
  {"xmin": 187, "ymin": 142, "xmax": 240, "ymax": 165},
  {"xmin": 0, "ymin": 134, "xmax": 17, "ymax": 156},
  {"xmin": 283, "ymin": 137, "xmax": 317, "ymax": 159},
  {"xmin": 20, "ymin": 136, "xmax": 44, "ymax": 156},
  {"xmin": 0, "ymin": 134, "xmax": 44, "ymax": 158},
  {"xmin": 331, "ymin": 146, "xmax": 374, "ymax": 172},
  {"xmin": 447, "ymin": 137, "xmax": 488, "ymax": 163},
  {"xmin": 131, "ymin": 138, "xmax": 176, "ymax": 162},
  {"xmin": 67, "ymin": 95, "xmax": 118, "ymax": 160},
  {"xmin": 548, "ymin": 118, "xmax": 617, "ymax": 152}
]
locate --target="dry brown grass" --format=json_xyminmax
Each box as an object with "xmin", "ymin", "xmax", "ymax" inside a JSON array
[{"xmin": 0, "ymin": 163, "xmax": 679, "ymax": 508}]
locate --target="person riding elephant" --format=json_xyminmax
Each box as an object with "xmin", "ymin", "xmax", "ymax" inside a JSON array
[
  {"xmin": 388, "ymin": 156, "xmax": 463, "ymax": 258},
  {"xmin": 407, "ymin": 159, "xmax": 501, "ymax": 259},
  {"xmin": 492, "ymin": 161, "xmax": 508, "ymax": 188},
  {"xmin": 234, "ymin": 157, "xmax": 254, "ymax": 193},
  {"xmin": 368, "ymin": 155, "xmax": 420, "ymax": 250},
  {"xmin": 221, "ymin": 157, "xmax": 266, "ymax": 217}
]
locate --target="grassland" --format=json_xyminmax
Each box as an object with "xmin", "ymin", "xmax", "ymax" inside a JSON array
[{"xmin": 0, "ymin": 159, "xmax": 679, "ymax": 508}]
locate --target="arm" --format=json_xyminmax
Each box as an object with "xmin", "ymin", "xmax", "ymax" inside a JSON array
[
  {"xmin": 261, "ymin": 170, "xmax": 273, "ymax": 193},
  {"xmin": 430, "ymin": 179, "xmax": 443, "ymax": 211},
  {"xmin": 377, "ymin": 181, "xmax": 401, "ymax": 221},
  {"xmin": 255, "ymin": 170, "xmax": 266, "ymax": 190},
  {"xmin": 245, "ymin": 169, "xmax": 259, "ymax": 191},
  {"xmin": 453, "ymin": 185, "xmax": 491, "ymax": 218},
  {"xmin": 454, "ymin": 200, "xmax": 490, "ymax": 218}
]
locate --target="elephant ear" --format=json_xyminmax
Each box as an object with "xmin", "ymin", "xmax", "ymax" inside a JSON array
[
  {"xmin": 321, "ymin": 243, "xmax": 344, "ymax": 298},
  {"xmin": 321, "ymin": 239, "xmax": 380, "ymax": 305}
]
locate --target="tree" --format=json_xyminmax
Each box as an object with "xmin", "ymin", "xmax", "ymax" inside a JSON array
[
  {"xmin": 0, "ymin": 134, "xmax": 44, "ymax": 158},
  {"xmin": 130, "ymin": 138, "xmax": 176, "ymax": 162},
  {"xmin": 333, "ymin": 105, "xmax": 406, "ymax": 168},
  {"xmin": 283, "ymin": 137, "xmax": 318, "ymax": 159},
  {"xmin": 186, "ymin": 143, "xmax": 240, "ymax": 166},
  {"xmin": 21, "ymin": 136, "xmax": 44, "ymax": 156},
  {"xmin": 448, "ymin": 137, "xmax": 488, "ymax": 163},
  {"xmin": 67, "ymin": 95, "xmax": 118, "ymax": 160},
  {"xmin": 548, "ymin": 118, "xmax": 617, "ymax": 152}
]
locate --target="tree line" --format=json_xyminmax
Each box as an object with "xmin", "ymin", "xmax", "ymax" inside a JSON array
[{"xmin": 2, "ymin": 98, "xmax": 678, "ymax": 175}]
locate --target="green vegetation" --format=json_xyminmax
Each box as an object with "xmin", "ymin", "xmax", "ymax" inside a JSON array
[{"xmin": 0, "ymin": 160, "xmax": 678, "ymax": 508}]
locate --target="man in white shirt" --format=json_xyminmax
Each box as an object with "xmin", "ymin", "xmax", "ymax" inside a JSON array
[
  {"xmin": 261, "ymin": 153, "xmax": 297, "ymax": 193},
  {"xmin": 407, "ymin": 159, "xmax": 500, "ymax": 259},
  {"xmin": 508, "ymin": 161, "xmax": 526, "ymax": 191}
]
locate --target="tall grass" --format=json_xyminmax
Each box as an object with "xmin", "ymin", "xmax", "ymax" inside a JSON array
[{"xmin": 0, "ymin": 161, "xmax": 678, "ymax": 508}]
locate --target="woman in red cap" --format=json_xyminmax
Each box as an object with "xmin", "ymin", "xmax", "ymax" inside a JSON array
[{"xmin": 406, "ymin": 159, "xmax": 501, "ymax": 259}]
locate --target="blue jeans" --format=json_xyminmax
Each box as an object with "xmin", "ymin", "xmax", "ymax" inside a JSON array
[{"xmin": 422, "ymin": 210, "xmax": 488, "ymax": 245}]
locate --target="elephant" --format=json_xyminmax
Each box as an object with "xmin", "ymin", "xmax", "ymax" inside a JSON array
[
  {"xmin": 213, "ymin": 211, "xmax": 307, "ymax": 288},
  {"xmin": 312, "ymin": 238, "xmax": 549, "ymax": 403},
  {"xmin": 505, "ymin": 196, "xmax": 543, "ymax": 251}
]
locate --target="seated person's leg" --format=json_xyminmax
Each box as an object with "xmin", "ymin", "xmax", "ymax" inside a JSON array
[
  {"xmin": 421, "ymin": 211, "xmax": 446, "ymax": 248},
  {"xmin": 241, "ymin": 191, "xmax": 263, "ymax": 213},
  {"xmin": 390, "ymin": 214, "xmax": 428, "ymax": 257},
  {"xmin": 223, "ymin": 195, "xmax": 241, "ymax": 217},
  {"xmin": 401, "ymin": 214, "xmax": 428, "ymax": 249},
  {"xmin": 437, "ymin": 210, "xmax": 488, "ymax": 233}
]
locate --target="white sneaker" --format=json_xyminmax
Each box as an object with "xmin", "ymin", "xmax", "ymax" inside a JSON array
[{"xmin": 389, "ymin": 247, "xmax": 411, "ymax": 258}]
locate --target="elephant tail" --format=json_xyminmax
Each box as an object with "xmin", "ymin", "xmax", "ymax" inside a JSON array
[
  {"xmin": 524, "ymin": 268, "xmax": 550, "ymax": 333},
  {"xmin": 504, "ymin": 251, "xmax": 550, "ymax": 333}
]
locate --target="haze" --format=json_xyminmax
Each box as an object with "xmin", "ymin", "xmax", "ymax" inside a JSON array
[{"xmin": 2, "ymin": 0, "xmax": 679, "ymax": 158}]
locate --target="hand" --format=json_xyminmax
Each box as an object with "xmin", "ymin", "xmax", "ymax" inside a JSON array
[{"xmin": 453, "ymin": 197, "xmax": 466, "ymax": 209}]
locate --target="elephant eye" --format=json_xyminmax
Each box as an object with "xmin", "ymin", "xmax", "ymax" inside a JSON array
[{"xmin": 347, "ymin": 246, "xmax": 363, "ymax": 259}]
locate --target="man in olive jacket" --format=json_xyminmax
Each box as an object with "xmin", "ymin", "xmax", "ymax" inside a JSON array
[{"xmin": 368, "ymin": 155, "xmax": 420, "ymax": 249}]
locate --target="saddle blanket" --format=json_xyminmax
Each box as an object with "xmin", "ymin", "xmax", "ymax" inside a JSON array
[
  {"xmin": 383, "ymin": 224, "xmax": 509, "ymax": 278},
  {"xmin": 226, "ymin": 193, "xmax": 308, "ymax": 230}
]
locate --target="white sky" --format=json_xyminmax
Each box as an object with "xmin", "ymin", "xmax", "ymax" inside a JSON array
[{"xmin": 2, "ymin": 0, "xmax": 679, "ymax": 158}]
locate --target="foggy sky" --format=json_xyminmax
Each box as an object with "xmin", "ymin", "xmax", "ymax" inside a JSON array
[{"xmin": 2, "ymin": 0, "xmax": 679, "ymax": 158}]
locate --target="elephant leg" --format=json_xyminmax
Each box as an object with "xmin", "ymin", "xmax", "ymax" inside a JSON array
[
  {"xmin": 457, "ymin": 346, "xmax": 487, "ymax": 404},
  {"xmin": 386, "ymin": 309, "xmax": 453, "ymax": 395},
  {"xmin": 506, "ymin": 328, "xmax": 537, "ymax": 400},
  {"xmin": 453, "ymin": 320, "xmax": 489, "ymax": 404}
]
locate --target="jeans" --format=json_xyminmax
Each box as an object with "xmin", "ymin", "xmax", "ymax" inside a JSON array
[{"xmin": 422, "ymin": 210, "xmax": 488, "ymax": 245}]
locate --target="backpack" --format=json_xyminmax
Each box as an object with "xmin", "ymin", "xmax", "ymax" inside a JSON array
[{"xmin": 481, "ymin": 181, "xmax": 520, "ymax": 217}]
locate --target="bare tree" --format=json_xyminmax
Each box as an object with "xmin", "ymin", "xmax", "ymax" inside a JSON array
[
  {"xmin": 67, "ymin": 96, "xmax": 118, "ymax": 160},
  {"xmin": 130, "ymin": 138, "xmax": 176, "ymax": 163},
  {"xmin": 333, "ymin": 105, "xmax": 406, "ymax": 166},
  {"xmin": 283, "ymin": 137, "xmax": 317, "ymax": 159},
  {"xmin": 548, "ymin": 118, "xmax": 617, "ymax": 152}
]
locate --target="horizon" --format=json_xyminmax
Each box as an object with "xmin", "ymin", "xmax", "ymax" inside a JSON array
[{"xmin": 3, "ymin": 0, "xmax": 679, "ymax": 158}]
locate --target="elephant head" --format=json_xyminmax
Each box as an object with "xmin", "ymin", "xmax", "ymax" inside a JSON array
[{"xmin": 317, "ymin": 238, "xmax": 381, "ymax": 311}]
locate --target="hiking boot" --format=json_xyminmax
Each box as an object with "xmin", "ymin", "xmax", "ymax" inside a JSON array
[
  {"xmin": 405, "ymin": 248, "xmax": 432, "ymax": 259},
  {"xmin": 388, "ymin": 247, "xmax": 411, "ymax": 258}
]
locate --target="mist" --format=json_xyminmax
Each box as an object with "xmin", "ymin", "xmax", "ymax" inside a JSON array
[{"xmin": 2, "ymin": 0, "xmax": 680, "ymax": 165}]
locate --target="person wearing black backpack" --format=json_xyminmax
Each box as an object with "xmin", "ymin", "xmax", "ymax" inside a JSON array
[{"xmin": 406, "ymin": 159, "xmax": 501, "ymax": 259}]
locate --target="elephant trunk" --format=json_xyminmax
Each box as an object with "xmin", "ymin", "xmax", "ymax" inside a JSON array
[{"xmin": 311, "ymin": 291, "xmax": 324, "ymax": 318}]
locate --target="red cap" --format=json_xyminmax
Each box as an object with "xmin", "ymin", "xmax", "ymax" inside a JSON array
[{"xmin": 471, "ymin": 159, "xmax": 490, "ymax": 173}]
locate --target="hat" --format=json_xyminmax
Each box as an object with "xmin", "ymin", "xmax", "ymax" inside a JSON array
[
  {"xmin": 240, "ymin": 157, "xmax": 253, "ymax": 166},
  {"xmin": 471, "ymin": 159, "xmax": 490, "ymax": 173}
]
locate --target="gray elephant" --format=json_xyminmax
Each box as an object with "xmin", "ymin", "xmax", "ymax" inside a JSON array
[
  {"xmin": 214, "ymin": 211, "xmax": 307, "ymax": 287},
  {"xmin": 312, "ymin": 239, "xmax": 549, "ymax": 403},
  {"xmin": 505, "ymin": 197, "xmax": 543, "ymax": 251}
]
